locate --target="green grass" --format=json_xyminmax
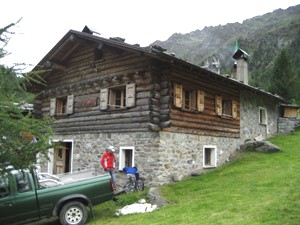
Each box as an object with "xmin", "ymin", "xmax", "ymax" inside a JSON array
[{"xmin": 88, "ymin": 129, "xmax": 300, "ymax": 225}]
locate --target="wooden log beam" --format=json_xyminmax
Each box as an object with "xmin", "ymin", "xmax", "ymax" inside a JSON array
[
  {"xmin": 160, "ymin": 88, "xmax": 170, "ymax": 96},
  {"xmin": 136, "ymin": 91, "xmax": 155, "ymax": 99},
  {"xmin": 136, "ymin": 84, "xmax": 155, "ymax": 92},
  {"xmin": 149, "ymin": 105, "xmax": 160, "ymax": 112},
  {"xmin": 150, "ymin": 116, "xmax": 160, "ymax": 124},
  {"xmin": 160, "ymin": 104, "xmax": 170, "ymax": 110},
  {"xmin": 54, "ymin": 122, "xmax": 149, "ymax": 133},
  {"xmin": 159, "ymin": 114, "xmax": 170, "ymax": 122},
  {"xmin": 44, "ymin": 61, "xmax": 66, "ymax": 71},
  {"xmin": 149, "ymin": 98, "xmax": 159, "ymax": 106},
  {"xmin": 160, "ymin": 109, "xmax": 170, "ymax": 115},
  {"xmin": 170, "ymin": 119, "xmax": 239, "ymax": 133},
  {"xmin": 136, "ymin": 98, "xmax": 150, "ymax": 106},
  {"xmin": 160, "ymin": 96, "xmax": 172, "ymax": 104},
  {"xmin": 163, "ymin": 127, "xmax": 240, "ymax": 138},
  {"xmin": 160, "ymin": 121, "xmax": 171, "ymax": 128},
  {"xmin": 136, "ymin": 78, "xmax": 152, "ymax": 86},
  {"xmin": 55, "ymin": 127, "xmax": 149, "ymax": 134},
  {"xmin": 170, "ymin": 109, "xmax": 240, "ymax": 126},
  {"xmin": 52, "ymin": 116, "xmax": 150, "ymax": 128},
  {"xmin": 148, "ymin": 123, "xmax": 161, "ymax": 131},
  {"xmin": 149, "ymin": 111, "xmax": 160, "ymax": 117},
  {"xmin": 160, "ymin": 81, "xmax": 170, "ymax": 89}
]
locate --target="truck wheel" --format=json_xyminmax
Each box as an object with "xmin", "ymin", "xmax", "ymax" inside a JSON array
[{"xmin": 59, "ymin": 201, "xmax": 88, "ymax": 225}]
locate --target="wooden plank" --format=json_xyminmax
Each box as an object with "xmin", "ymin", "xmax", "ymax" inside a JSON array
[{"xmin": 163, "ymin": 127, "xmax": 240, "ymax": 138}]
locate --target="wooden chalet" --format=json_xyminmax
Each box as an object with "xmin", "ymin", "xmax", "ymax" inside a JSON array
[{"xmin": 29, "ymin": 27, "xmax": 289, "ymax": 186}]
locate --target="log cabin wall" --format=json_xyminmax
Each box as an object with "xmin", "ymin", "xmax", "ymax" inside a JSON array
[
  {"xmin": 35, "ymin": 43, "xmax": 163, "ymax": 134},
  {"xmin": 162, "ymin": 64, "xmax": 240, "ymax": 138}
]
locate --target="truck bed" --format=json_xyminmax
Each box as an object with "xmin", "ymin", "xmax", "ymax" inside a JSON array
[
  {"xmin": 38, "ymin": 170, "xmax": 107, "ymax": 187},
  {"xmin": 58, "ymin": 170, "xmax": 106, "ymax": 183}
]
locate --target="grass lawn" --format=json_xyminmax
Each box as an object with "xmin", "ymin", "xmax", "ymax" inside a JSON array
[{"xmin": 88, "ymin": 129, "xmax": 300, "ymax": 225}]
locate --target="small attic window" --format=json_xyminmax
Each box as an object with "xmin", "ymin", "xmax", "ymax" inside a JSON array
[{"xmin": 94, "ymin": 48, "xmax": 103, "ymax": 61}]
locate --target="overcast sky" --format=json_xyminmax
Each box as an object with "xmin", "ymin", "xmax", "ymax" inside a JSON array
[{"xmin": 1, "ymin": 0, "xmax": 299, "ymax": 71}]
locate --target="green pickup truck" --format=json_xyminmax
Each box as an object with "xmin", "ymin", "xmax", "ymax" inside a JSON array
[{"xmin": 0, "ymin": 168, "xmax": 114, "ymax": 225}]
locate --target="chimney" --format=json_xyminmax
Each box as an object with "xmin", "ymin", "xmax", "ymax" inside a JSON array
[{"xmin": 232, "ymin": 48, "xmax": 249, "ymax": 85}]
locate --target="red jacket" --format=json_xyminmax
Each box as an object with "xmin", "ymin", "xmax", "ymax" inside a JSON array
[{"xmin": 100, "ymin": 151, "xmax": 116, "ymax": 170}]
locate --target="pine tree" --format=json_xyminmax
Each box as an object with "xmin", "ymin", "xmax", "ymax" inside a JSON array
[
  {"xmin": 0, "ymin": 23, "xmax": 54, "ymax": 172},
  {"xmin": 269, "ymin": 49, "xmax": 296, "ymax": 102}
]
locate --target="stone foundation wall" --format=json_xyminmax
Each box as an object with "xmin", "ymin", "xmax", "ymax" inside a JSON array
[
  {"xmin": 41, "ymin": 131, "xmax": 241, "ymax": 187},
  {"xmin": 278, "ymin": 117, "xmax": 300, "ymax": 133},
  {"xmin": 45, "ymin": 132, "xmax": 161, "ymax": 187},
  {"xmin": 155, "ymin": 132, "xmax": 240, "ymax": 186}
]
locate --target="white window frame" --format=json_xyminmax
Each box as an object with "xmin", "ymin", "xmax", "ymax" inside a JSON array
[
  {"xmin": 259, "ymin": 107, "xmax": 267, "ymax": 125},
  {"xmin": 203, "ymin": 145, "xmax": 217, "ymax": 168},
  {"xmin": 118, "ymin": 146, "xmax": 135, "ymax": 171}
]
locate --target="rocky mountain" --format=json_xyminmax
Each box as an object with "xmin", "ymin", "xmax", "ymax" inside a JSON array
[{"xmin": 151, "ymin": 4, "xmax": 300, "ymax": 91}]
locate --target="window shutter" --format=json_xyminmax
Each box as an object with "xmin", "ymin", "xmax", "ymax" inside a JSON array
[
  {"xmin": 232, "ymin": 100, "xmax": 238, "ymax": 119},
  {"xmin": 215, "ymin": 95, "xmax": 222, "ymax": 116},
  {"xmin": 67, "ymin": 94, "xmax": 74, "ymax": 114},
  {"xmin": 174, "ymin": 83, "xmax": 183, "ymax": 108},
  {"xmin": 126, "ymin": 83, "xmax": 136, "ymax": 107},
  {"xmin": 50, "ymin": 98, "xmax": 56, "ymax": 116},
  {"xmin": 197, "ymin": 90, "xmax": 205, "ymax": 112},
  {"xmin": 100, "ymin": 88, "xmax": 108, "ymax": 110},
  {"xmin": 191, "ymin": 90, "xmax": 197, "ymax": 111}
]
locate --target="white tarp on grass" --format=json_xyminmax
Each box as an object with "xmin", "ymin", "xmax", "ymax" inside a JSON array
[{"xmin": 116, "ymin": 199, "xmax": 158, "ymax": 216}]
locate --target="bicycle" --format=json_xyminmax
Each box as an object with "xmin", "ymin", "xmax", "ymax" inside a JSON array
[{"xmin": 123, "ymin": 173, "xmax": 144, "ymax": 194}]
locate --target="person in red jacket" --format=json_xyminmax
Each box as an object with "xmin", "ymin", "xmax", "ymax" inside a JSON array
[{"xmin": 100, "ymin": 146, "xmax": 116, "ymax": 188}]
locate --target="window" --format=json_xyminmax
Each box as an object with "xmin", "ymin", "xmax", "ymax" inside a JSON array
[
  {"xmin": 0, "ymin": 175, "xmax": 10, "ymax": 198},
  {"xmin": 203, "ymin": 145, "xmax": 217, "ymax": 168},
  {"xmin": 222, "ymin": 98, "xmax": 232, "ymax": 116},
  {"xmin": 174, "ymin": 83, "xmax": 205, "ymax": 112},
  {"xmin": 259, "ymin": 107, "xmax": 267, "ymax": 124},
  {"xmin": 215, "ymin": 96, "xmax": 238, "ymax": 118},
  {"xmin": 110, "ymin": 87, "xmax": 126, "ymax": 109},
  {"xmin": 94, "ymin": 48, "xmax": 103, "ymax": 61},
  {"xmin": 56, "ymin": 96, "xmax": 68, "ymax": 114},
  {"xmin": 100, "ymin": 83, "xmax": 136, "ymax": 110},
  {"xmin": 183, "ymin": 89, "xmax": 196, "ymax": 110},
  {"xmin": 50, "ymin": 95, "xmax": 74, "ymax": 116},
  {"xmin": 118, "ymin": 147, "xmax": 135, "ymax": 170},
  {"xmin": 13, "ymin": 171, "xmax": 32, "ymax": 193}
]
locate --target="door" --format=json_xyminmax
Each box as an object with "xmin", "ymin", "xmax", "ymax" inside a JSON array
[{"xmin": 53, "ymin": 142, "xmax": 72, "ymax": 174}]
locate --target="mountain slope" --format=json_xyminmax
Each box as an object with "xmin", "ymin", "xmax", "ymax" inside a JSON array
[{"xmin": 151, "ymin": 5, "xmax": 300, "ymax": 92}]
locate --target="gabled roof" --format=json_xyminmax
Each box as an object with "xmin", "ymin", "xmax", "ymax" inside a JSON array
[{"xmin": 33, "ymin": 28, "xmax": 289, "ymax": 104}]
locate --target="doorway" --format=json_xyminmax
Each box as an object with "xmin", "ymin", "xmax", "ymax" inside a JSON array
[{"xmin": 53, "ymin": 141, "xmax": 72, "ymax": 174}]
